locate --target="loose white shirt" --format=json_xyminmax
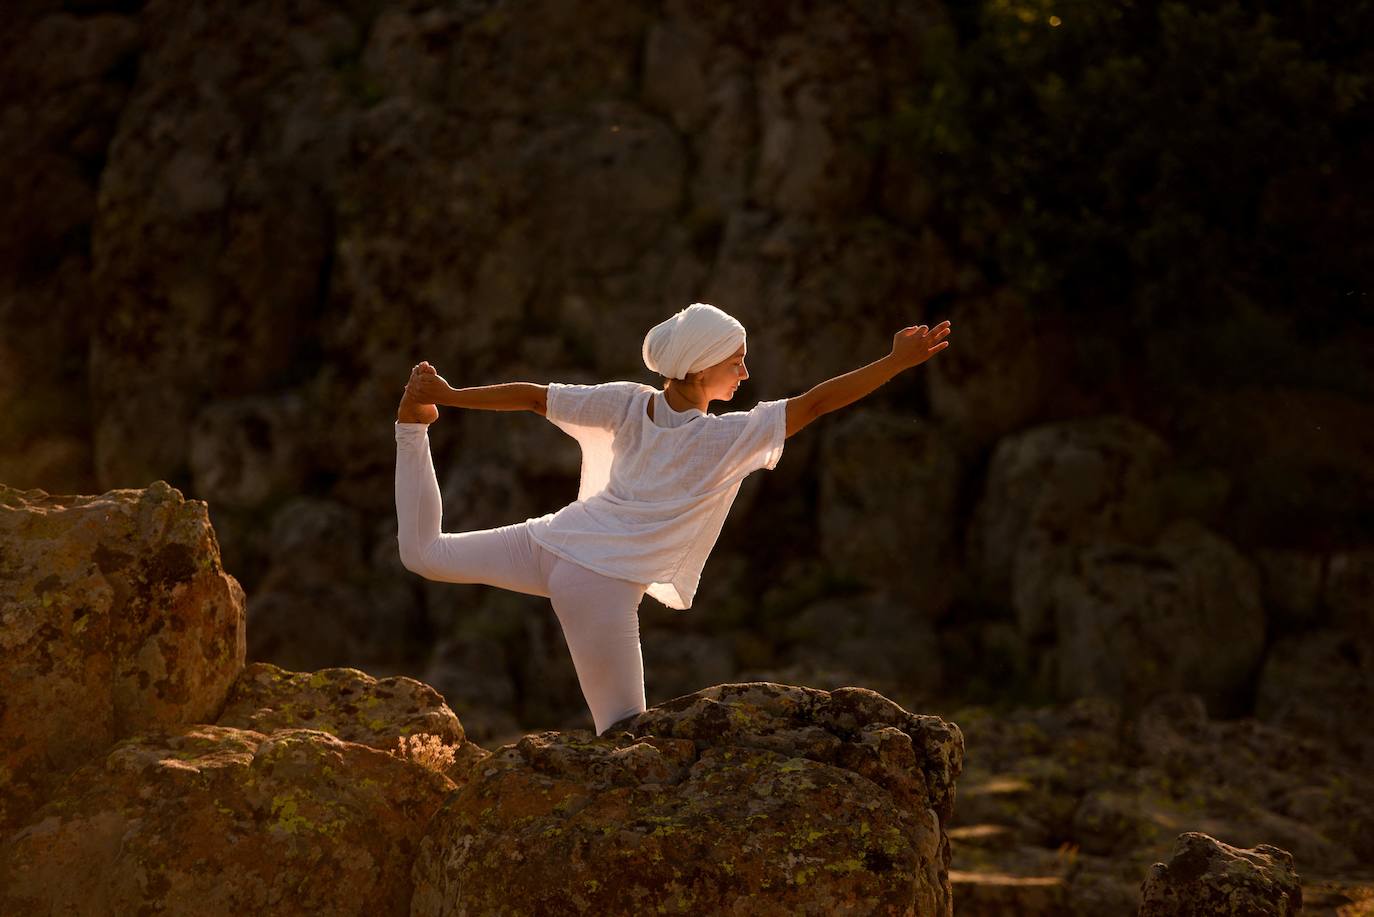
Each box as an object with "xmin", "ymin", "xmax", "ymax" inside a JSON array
[{"xmin": 526, "ymin": 381, "xmax": 787, "ymax": 610}]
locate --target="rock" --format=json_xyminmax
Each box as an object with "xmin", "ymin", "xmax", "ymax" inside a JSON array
[
  {"xmin": 925, "ymin": 287, "xmax": 1078, "ymax": 459},
  {"xmin": 1137, "ymin": 832, "xmax": 1302, "ymax": 916},
  {"xmin": 410, "ymin": 682, "xmax": 963, "ymax": 916},
  {"xmin": 188, "ymin": 393, "xmax": 312, "ymax": 509},
  {"xmin": 1253, "ymin": 547, "xmax": 1326, "ymax": 630},
  {"xmin": 214, "ymin": 660, "xmax": 489, "ymax": 785},
  {"xmin": 1051, "ymin": 519, "xmax": 1266, "ymax": 717},
  {"xmin": 1255, "ymin": 628, "xmax": 1374, "ymax": 769},
  {"xmin": 0, "ymin": 724, "xmax": 454, "ymax": 916},
  {"xmin": 88, "ymin": 1, "xmax": 354, "ymax": 490},
  {"xmin": 753, "ymin": 27, "xmax": 880, "ymax": 216},
  {"xmin": 965, "ymin": 420, "xmax": 1266, "ymax": 714},
  {"xmin": 817, "ymin": 410, "xmax": 961, "ymax": 619},
  {"xmin": 641, "ymin": 18, "xmax": 715, "ymax": 132},
  {"xmin": 0, "ymin": 12, "xmax": 139, "ymax": 278},
  {"xmin": 244, "ymin": 497, "xmax": 419, "ymax": 671},
  {"xmin": 641, "ymin": 629, "xmax": 739, "ymax": 704},
  {"xmin": 0, "ymin": 432, "xmax": 93, "ymax": 495},
  {"xmin": 1324, "ymin": 546, "xmax": 1374, "ymax": 634},
  {"xmin": 778, "ymin": 593, "xmax": 945, "ymax": 700},
  {"xmin": 1134, "ymin": 692, "xmax": 1371, "ymax": 869},
  {"xmin": 967, "ymin": 415, "xmax": 1171, "ymax": 639},
  {"xmin": 686, "ymin": 60, "xmax": 757, "ymax": 214},
  {"xmin": 360, "ymin": 6, "xmax": 470, "ymax": 100},
  {"xmin": 948, "ymin": 693, "xmax": 1372, "ymax": 911},
  {"xmin": 0, "ymin": 481, "xmax": 246, "ymax": 834}
]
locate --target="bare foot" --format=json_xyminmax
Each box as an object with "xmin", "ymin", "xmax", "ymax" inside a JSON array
[{"xmin": 397, "ymin": 364, "xmax": 439, "ymax": 424}]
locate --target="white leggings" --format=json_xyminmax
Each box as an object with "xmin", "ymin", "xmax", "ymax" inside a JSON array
[{"xmin": 394, "ymin": 421, "xmax": 649, "ymax": 735}]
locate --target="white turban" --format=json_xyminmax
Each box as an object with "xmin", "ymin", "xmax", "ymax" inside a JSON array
[{"xmin": 642, "ymin": 302, "xmax": 746, "ymax": 382}]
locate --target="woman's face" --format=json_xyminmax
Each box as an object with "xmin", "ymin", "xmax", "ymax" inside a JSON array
[{"xmin": 701, "ymin": 345, "xmax": 748, "ymax": 400}]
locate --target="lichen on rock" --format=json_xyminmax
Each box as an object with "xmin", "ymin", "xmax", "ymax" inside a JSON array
[{"xmin": 411, "ymin": 681, "xmax": 964, "ymax": 916}]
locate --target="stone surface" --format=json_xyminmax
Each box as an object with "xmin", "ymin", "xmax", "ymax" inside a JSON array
[
  {"xmin": 925, "ymin": 287, "xmax": 1078, "ymax": 459},
  {"xmin": 0, "ymin": 724, "xmax": 454, "ymax": 916},
  {"xmin": 1138, "ymin": 832, "xmax": 1302, "ymax": 917},
  {"xmin": 817, "ymin": 410, "xmax": 962, "ymax": 620},
  {"xmin": 215, "ymin": 660, "xmax": 490, "ymax": 784},
  {"xmin": 411, "ymin": 682, "xmax": 964, "ymax": 916},
  {"xmin": 1255, "ymin": 628, "xmax": 1374, "ymax": 769},
  {"xmin": 1051, "ymin": 519, "xmax": 1266, "ymax": 717},
  {"xmin": 968, "ymin": 415, "xmax": 1171, "ymax": 638},
  {"xmin": 946, "ymin": 690, "xmax": 1374, "ymax": 913},
  {"xmin": 0, "ymin": 480, "xmax": 246, "ymax": 834}
]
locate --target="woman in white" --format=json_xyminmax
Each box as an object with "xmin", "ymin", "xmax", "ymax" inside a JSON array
[{"xmin": 394, "ymin": 302, "xmax": 951, "ymax": 735}]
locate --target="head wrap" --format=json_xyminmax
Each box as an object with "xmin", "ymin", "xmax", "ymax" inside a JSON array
[{"xmin": 642, "ymin": 302, "xmax": 746, "ymax": 382}]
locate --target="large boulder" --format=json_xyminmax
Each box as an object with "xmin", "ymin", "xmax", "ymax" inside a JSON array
[
  {"xmin": 965, "ymin": 417, "xmax": 1270, "ymax": 715},
  {"xmin": 214, "ymin": 660, "xmax": 490, "ymax": 784},
  {"xmin": 411, "ymin": 682, "xmax": 964, "ymax": 916},
  {"xmin": 0, "ymin": 481, "xmax": 245, "ymax": 833},
  {"xmin": 1050, "ymin": 519, "xmax": 1266, "ymax": 717},
  {"xmin": 1137, "ymin": 832, "xmax": 1302, "ymax": 916},
  {"xmin": 967, "ymin": 415, "xmax": 1171, "ymax": 638},
  {"xmin": 0, "ymin": 724, "xmax": 454, "ymax": 916}
]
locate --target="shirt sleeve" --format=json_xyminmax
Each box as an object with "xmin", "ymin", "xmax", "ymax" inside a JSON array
[
  {"xmin": 714, "ymin": 397, "xmax": 788, "ymax": 478},
  {"xmin": 545, "ymin": 380, "xmax": 643, "ymax": 432}
]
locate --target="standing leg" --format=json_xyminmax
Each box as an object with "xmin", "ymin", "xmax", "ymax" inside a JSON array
[
  {"xmin": 394, "ymin": 421, "xmax": 550, "ymax": 597},
  {"xmin": 546, "ymin": 556, "xmax": 649, "ymax": 735}
]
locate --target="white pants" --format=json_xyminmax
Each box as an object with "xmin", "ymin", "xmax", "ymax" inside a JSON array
[{"xmin": 394, "ymin": 421, "xmax": 649, "ymax": 735}]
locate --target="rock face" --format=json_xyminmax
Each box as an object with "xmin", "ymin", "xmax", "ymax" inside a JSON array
[
  {"xmin": 943, "ymin": 690, "xmax": 1374, "ymax": 915},
  {"xmin": 965, "ymin": 417, "xmax": 1270, "ymax": 716},
  {"xmin": 0, "ymin": 724, "xmax": 455, "ymax": 916},
  {"xmin": 411, "ymin": 683, "xmax": 964, "ymax": 916},
  {"xmin": 1138, "ymin": 832, "xmax": 1302, "ymax": 917},
  {"xmin": 215, "ymin": 661, "xmax": 492, "ymax": 783},
  {"xmin": 0, "ymin": 481, "xmax": 246, "ymax": 833},
  {"xmin": 3, "ymin": 481, "xmax": 963, "ymax": 915}
]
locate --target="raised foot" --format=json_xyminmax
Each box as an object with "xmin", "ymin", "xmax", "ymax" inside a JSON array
[{"xmin": 397, "ymin": 363, "xmax": 440, "ymax": 424}]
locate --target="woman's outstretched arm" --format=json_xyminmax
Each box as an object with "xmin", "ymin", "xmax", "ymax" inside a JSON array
[
  {"xmin": 801, "ymin": 320, "xmax": 952, "ymax": 421},
  {"xmin": 406, "ymin": 368, "xmax": 542, "ymax": 412}
]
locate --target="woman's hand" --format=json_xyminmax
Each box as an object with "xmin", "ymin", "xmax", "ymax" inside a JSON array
[
  {"xmin": 891, "ymin": 321, "xmax": 952, "ymax": 369},
  {"xmin": 405, "ymin": 362, "xmax": 454, "ymax": 405}
]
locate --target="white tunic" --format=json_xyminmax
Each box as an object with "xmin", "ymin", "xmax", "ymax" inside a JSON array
[{"xmin": 526, "ymin": 381, "xmax": 788, "ymax": 611}]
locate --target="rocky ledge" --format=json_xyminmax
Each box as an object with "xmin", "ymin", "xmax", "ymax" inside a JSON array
[
  {"xmin": 2, "ymin": 480, "xmax": 1339, "ymax": 915},
  {"xmin": 1, "ymin": 482, "xmax": 964, "ymax": 915}
]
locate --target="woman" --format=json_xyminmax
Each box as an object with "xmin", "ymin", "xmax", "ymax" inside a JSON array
[{"xmin": 394, "ymin": 302, "xmax": 951, "ymax": 735}]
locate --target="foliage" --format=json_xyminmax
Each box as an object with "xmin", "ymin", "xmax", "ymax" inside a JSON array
[
  {"xmin": 389, "ymin": 732, "xmax": 457, "ymax": 773},
  {"xmin": 896, "ymin": 0, "xmax": 1374, "ymax": 335}
]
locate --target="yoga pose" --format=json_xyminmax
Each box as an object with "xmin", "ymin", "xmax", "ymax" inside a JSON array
[{"xmin": 394, "ymin": 302, "xmax": 952, "ymax": 735}]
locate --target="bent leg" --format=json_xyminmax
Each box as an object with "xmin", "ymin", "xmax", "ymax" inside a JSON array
[
  {"xmin": 547, "ymin": 557, "xmax": 649, "ymax": 735},
  {"xmin": 394, "ymin": 422, "xmax": 549, "ymax": 597}
]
